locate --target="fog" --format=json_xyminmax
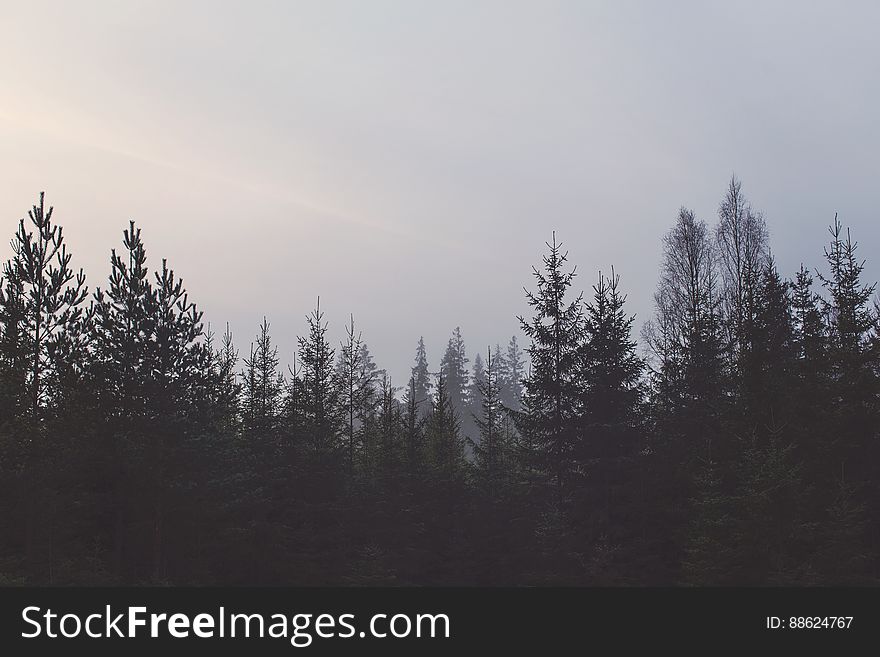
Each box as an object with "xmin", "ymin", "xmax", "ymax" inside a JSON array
[{"xmin": 2, "ymin": 0, "xmax": 878, "ymax": 383}]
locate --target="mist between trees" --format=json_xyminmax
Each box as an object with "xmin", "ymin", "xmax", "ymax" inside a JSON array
[{"xmin": 1, "ymin": 176, "xmax": 878, "ymax": 585}]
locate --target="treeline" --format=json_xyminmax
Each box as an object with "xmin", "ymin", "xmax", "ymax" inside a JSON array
[{"xmin": 0, "ymin": 177, "xmax": 878, "ymax": 585}]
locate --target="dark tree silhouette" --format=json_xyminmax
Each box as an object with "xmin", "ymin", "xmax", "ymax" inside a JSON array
[{"xmin": 1, "ymin": 188, "xmax": 878, "ymax": 586}]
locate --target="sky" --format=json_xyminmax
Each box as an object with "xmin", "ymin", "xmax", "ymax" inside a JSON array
[{"xmin": 1, "ymin": 0, "xmax": 878, "ymax": 386}]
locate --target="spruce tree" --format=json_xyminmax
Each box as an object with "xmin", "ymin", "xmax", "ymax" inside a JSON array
[
  {"xmin": 410, "ymin": 337, "xmax": 432, "ymax": 419},
  {"xmin": 337, "ymin": 315, "xmax": 366, "ymax": 470},
  {"xmin": 471, "ymin": 347, "xmax": 507, "ymax": 492},
  {"xmin": 297, "ymin": 298, "xmax": 341, "ymax": 454},
  {"xmin": 499, "ymin": 336, "xmax": 525, "ymax": 411},
  {"xmin": 517, "ymin": 233, "xmax": 584, "ymax": 496},
  {"xmin": 439, "ymin": 327, "xmax": 469, "ymax": 417},
  {"xmin": 241, "ymin": 318, "xmax": 283, "ymax": 439}
]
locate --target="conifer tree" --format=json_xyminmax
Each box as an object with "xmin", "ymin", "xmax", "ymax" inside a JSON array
[
  {"xmin": 517, "ymin": 233, "xmax": 584, "ymax": 495},
  {"xmin": 440, "ymin": 327, "xmax": 469, "ymax": 417},
  {"xmin": 297, "ymin": 298, "xmax": 341, "ymax": 454},
  {"xmin": 410, "ymin": 337, "xmax": 432, "ymax": 419},
  {"xmin": 464, "ymin": 351, "xmax": 486, "ymax": 452},
  {"xmin": 401, "ymin": 375, "xmax": 427, "ymax": 469},
  {"xmin": 0, "ymin": 267, "xmax": 26, "ymax": 425},
  {"xmin": 242, "ymin": 318, "xmax": 282, "ymax": 438},
  {"xmin": 471, "ymin": 347, "xmax": 507, "ymax": 492},
  {"xmin": 2, "ymin": 193, "xmax": 87, "ymax": 580},
  {"xmin": 579, "ymin": 269, "xmax": 643, "ymax": 438},
  {"xmin": 791, "ymin": 264, "xmax": 827, "ymax": 368},
  {"xmin": 209, "ymin": 324, "xmax": 241, "ymax": 435},
  {"xmin": 499, "ymin": 336, "xmax": 525, "ymax": 411},
  {"xmin": 4, "ymin": 193, "xmax": 88, "ymax": 421},
  {"xmin": 425, "ymin": 374, "xmax": 464, "ymax": 477},
  {"xmin": 337, "ymin": 315, "xmax": 366, "ymax": 470}
]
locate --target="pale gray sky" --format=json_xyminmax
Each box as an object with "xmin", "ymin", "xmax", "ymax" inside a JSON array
[{"xmin": 2, "ymin": 0, "xmax": 878, "ymax": 384}]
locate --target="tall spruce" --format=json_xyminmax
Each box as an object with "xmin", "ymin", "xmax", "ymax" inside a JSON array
[{"xmin": 517, "ymin": 233, "xmax": 584, "ymax": 495}]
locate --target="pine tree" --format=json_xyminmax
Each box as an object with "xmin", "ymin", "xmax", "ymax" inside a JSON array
[
  {"xmin": 2, "ymin": 193, "xmax": 87, "ymax": 581},
  {"xmin": 471, "ymin": 347, "xmax": 508, "ymax": 493},
  {"xmin": 242, "ymin": 318, "xmax": 283, "ymax": 439},
  {"xmin": 4, "ymin": 193, "xmax": 88, "ymax": 421},
  {"xmin": 791, "ymin": 264, "xmax": 826, "ymax": 368},
  {"xmin": 517, "ymin": 233, "xmax": 584, "ymax": 496},
  {"xmin": 90, "ymin": 221, "xmax": 154, "ymax": 579},
  {"xmin": 819, "ymin": 215, "xmax": 876, "ymax": 361},
  {"xmin": 410, "ymin": 337, "xmax": 432, "ymax": 419},
  {"xmin": 145, "ymin": 257, "xmax": 211, "ymax": 581},
  {"xmin": 425, "ymin": 374, "xmax": 464, "ymax": 477},
  {"xmin": 815, "ymin": 217, "xmax": 878, "ymax": 578},
  {"xmin": 209, "ymin": 324, "xmax": 240, "ymax": 435},
  {"xmin": 579, "ymin": 269, "xmax": 643, "ymax": 438},
  {"xmin": 337, "ymin": 315, "xmax": 365, "ymax": 470},
  {"xmin": 464, "ymin": 351, "xmax": 487, "ymax": 452},
  {"xmin": 738, "ymin": 259, "xmax": 797, "ymax": 440},
  {"xmin": 499, "ymin": 336, "xmax": 525, "ymax": 411},
  {"xmin": 439, "ymin": 327, "xmax": 469, "ymax": 418},
  {"xmin": 297, "ymin": 298, "xmax": 341, "ymax": 454},
  {"xmin": 0, "ymin": 266, "xmax": 27, "ymax": 425},
  {"xmin": 401, "ymin": 375, "xmax": 426, "ymax": 469}
]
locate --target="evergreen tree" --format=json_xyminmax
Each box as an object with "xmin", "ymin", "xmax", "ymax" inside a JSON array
[
  {"xmin": 297, "ymin": 298, "xmax": 341, "ymax": 454},
  {"xmin": 498, "ymin": 336, "xmax": 525, "ymax": 411},
  {"xmin": 401, "ymin": 375, "xmax": 427, "ymax": 469},
  {"xmin": 242, "ymin": 318, "xmax": 283, "ymax": 439},
  {"xmin": 337, "ymin": 315, "xmax": 366, "ymax": 470},
  {"xmin": 410, "ymin": 337, "xmax": 432, "ymax": 419},
  {"xmin": 209, "ymin": 324, "xmax": 241, "ymax": 435},
  {"xmin": 4, "ymin": 193, "xmax": 88, "ymax": 421},
  {"xmin": 439, "ymin": 327, "xmax": 469, "ymax": 417},
  {"xmin": 579, "ymin": 270, "xmax": 643, "ymax": 438},
  {"xmin": 516, "ymin": 233, "xmax": 584, "ymax": 496},
  {"xmin": 471, "ymin": 347, "xmax": 508, "ymax": 492},
  {"xmin": 464, "ymin": 351, "xmax": 486, "ymax": 452},
  {"xmin": 2, "ymin": 193, "xmax": 87, "ymax": 581},
  {"xmin": 425, "ymin": 374, "xmax": 465, "ymax": 477}
]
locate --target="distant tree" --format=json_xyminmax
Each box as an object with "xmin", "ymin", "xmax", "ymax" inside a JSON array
[
  {"xmin": 401, "ymin": 375, "xmax": 426, "ymax": 469},
  {"xmin": 425, "ymin": 374, "xmax": 465, "ymax": 477},
  {"xmin": 337, "ymin": 315, "xmax": 366, "ymax": 470},
  {"xmin": 465, "ymin": 351, "xmax": 486, "ymax": 452},
  {"xmin": 209, "ymin": 324, "xmax": 240, "ymax": 435},
  {"xmin": 241, "ymin": 318, "xmax": 283, "ymax": 439},
  {"xmin": 498, "ymin": 336, "xmax": 525, "ymax": 411},
  {"xmin": 0, "ymin": 269, "xmax": 26, "ymax": 425},
  {"xmin": 439, "ymin": 327, "xmax": 469, "ymax": 417},
  {"xmin": 297, "ymin": 298, "xmax": 341, "ymax": 454},
  {"xmin": 410, "ymin": 337, "xmax": 432, "ymax": 419},
  {"xmin": 471, "ymin": 347, "xmax": 508, "ymax": 492}
]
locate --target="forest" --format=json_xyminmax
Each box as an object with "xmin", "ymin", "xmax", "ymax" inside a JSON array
[{"xmin": 0, "ymin": 176, "xmax": 878, "ymax": 586}]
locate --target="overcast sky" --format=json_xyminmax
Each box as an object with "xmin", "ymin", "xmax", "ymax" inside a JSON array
[{"xmin": 1, "ymin": 0, "xmax": 878, "ymax": 385}]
